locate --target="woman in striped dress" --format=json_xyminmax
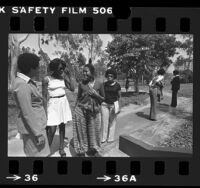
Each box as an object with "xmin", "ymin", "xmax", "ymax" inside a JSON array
[{"xmin": 73, "ymin": 61, "xmax": 105, "ymax": 157}]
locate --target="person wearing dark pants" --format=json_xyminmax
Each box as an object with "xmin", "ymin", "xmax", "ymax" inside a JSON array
[
  {"xmin": 125, "ymin": 78, "xmax": 129, "ymax": 92},
  {"xmin": 171, "ymin": 70, "xmax": 180, "ymax": 108}
]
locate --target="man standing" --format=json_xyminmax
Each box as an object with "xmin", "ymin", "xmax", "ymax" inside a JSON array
[
  {"xmin": 12, "ymin": 53, "xmax": 50, "ymax": 157},
  {"xmin": 171, "ymin": 70, "xmax": 180, "ymax": 108}
]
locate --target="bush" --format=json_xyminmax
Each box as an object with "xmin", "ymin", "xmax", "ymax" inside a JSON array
[{"xmin": 180, "ymin": 69, "xmax": 193, "ymax": 83}]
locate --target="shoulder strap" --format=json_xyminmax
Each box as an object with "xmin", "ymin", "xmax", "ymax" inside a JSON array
[{"xmin": 110, "ymin": 81, "xmax": 116, "ymax": 86}]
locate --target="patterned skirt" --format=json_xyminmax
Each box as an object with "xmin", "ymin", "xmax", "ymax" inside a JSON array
[{"xmin": 72, "ymin": 106, "xmax": 101, "ymax": 154}]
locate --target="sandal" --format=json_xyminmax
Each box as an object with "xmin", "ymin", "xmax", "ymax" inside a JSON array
[
  {"xmin": 77, "ymin": 153, "xmax": 86, "ymax": 157},
  {"xmin": 59, "ymin": 149, "xmax": 67, "ymax": 157},
  {"xmin": 86, "ymin": 149, "xmax": 99, "ymax": 157}
]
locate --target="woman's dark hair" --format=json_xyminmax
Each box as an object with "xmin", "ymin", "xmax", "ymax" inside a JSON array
[
  {"xmin": 84, "ymin": 61, "xmax": 95, "ymax": 77},
  {"xmin": 105, "ymin": 68, "xmax": 117, "ymax": 79},
  {"xmin": 173, "ymin": 70, "xmax": 179, "ymax": 75},
  {"xmin": 49, "ymin": 58, "xmax": 65, "ymax": 72},
  {"xmin": 17, "ymin": 53, "xmax": 40, "ymax": 75},
  {"xmin": 157, "ymin": 68, "xmax": 166, "ymax": 76}
]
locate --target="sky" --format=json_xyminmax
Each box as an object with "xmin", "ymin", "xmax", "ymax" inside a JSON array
[{"xmin": 13, "ymin": 34, "xmax": 113, "ymax": 61}]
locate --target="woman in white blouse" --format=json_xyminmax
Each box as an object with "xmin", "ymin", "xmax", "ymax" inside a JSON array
[{"xmin": 42, "ymin": 58, "xmax": 74, "ymax": 157}]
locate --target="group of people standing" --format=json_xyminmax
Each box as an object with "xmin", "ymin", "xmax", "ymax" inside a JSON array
[
  {"xmin": 13, "ymin": 53, "xmax": 121, "ymax": 157},
  {"xmin": 149, "ymin": 68, "xmax": 180, "ymax": 121}
]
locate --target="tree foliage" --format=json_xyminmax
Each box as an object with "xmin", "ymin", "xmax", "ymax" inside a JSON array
[
  {"xmin": 106, "ymin": 34, "xmax": 181, "ymax": 92},
  {"xmin": 175, "ymin": 35, "xmax": 193, "ymax": 70},
  {"xmin": 40, "ymin": 34, "xmax": 103, "ymax": 82},
  {"xmin": 8, "ymin": 34, "xmax": 30, "ymax": 90},
  {"xmin": 79, "ymin": 34, "xmax": 103, "ymax": 61}
]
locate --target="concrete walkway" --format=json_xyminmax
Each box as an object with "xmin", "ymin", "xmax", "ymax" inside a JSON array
[
  {"xmin": 115, "ymin": 91, "xmax": 192, "ymax": 148},
  {"xmin": 8, "ymin": 90, "xmax": 192, "ymax": 157}
]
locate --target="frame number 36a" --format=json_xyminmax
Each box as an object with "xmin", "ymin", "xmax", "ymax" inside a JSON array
[
  {"xmin": 24, "ymin": 174, "xmax": 38, "ymax": 182},
  {"xmin": 114, "ymin": 175, "xmax": 137, "ymax": 183}
]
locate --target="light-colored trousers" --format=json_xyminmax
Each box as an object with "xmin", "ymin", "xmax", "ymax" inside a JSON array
[{"xmin": 101, "ymin": 102, "xmax": 117, "ymax": 142}]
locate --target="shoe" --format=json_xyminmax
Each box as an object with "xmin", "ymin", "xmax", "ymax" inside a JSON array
[
  {"xmin": 101, "ymin": 141, "xmax": 107, "ymax": 146},
  {"xmin": 93, "ymin": 152, "xmax": 102, "ymax": 157},
  {"xmin": 59, "ymin": 149, "xmax": 66, "ymax": 157},
  {"xmin": 86, "ymin": 148, "xmax": 98, "ymax": 157},
  {"xmin": 149, "ymin": 118, "xmax": 157, "ymax": 121},
  {"xmin": 107, "ymin": 140, "xmax": 114, "ymax": 144},
  {"xmin": 77, "ymin": 153, "xmax": 86, "ymax": 157},
  {"xmin": 171, "ymin": 105, "xmax": 176, "ymax": 108}
]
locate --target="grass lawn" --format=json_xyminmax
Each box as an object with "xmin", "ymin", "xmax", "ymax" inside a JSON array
[
  {"xmin": 120, "ymin": 91, "xmax": 149, "ymax": 107},
  {"xmin": 163, "ymin": 83, "xmax": 193, "ymax": 98},
  {"xmin": 159, "ymin": 121, "xmax": 192, "ymax": 150},
  {"xmin": 138, "ymin": 83, "xmax": 193, "ymax": 98}
]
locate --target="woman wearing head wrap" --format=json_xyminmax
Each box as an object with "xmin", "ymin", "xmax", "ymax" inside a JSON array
[{"xmin": 73, "ymin": 59, "xmax": 105, "ymax": 157}]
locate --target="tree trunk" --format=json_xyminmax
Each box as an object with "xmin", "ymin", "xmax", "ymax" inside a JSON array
[
  {"xmin": 9, "ymin": 34, "xmax": 29, "ymax": 90},
  {"xmin": 10, "ymin": 45, "xmax": 19, "ymax": 91},
  {"xmin": 91, "ymin": 34, "xmax": 93, "ymax": 61},
  {"xmin": 38, "ymin": 34, "xmax": 41, "ymax": 49},
  {"xmin": 184, "ymin": 61, "xmax": 186, "ymax": 70},
  {"xmin": 134, "ymin": 67, "xmax": 139, "ymax": 93},
  {"xmin": 187, "ymin": 55, "xmax": 192, "ymax": 70},
  {"xmin": 134, "ymin": 76, "xmax": 139, "ymax": 93},
  {"xmin": 142, "ymin": 74, "xmax": 144, "ymax": 85}
]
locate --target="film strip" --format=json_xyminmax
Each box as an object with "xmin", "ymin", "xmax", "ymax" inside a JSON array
[{"xmin": 0, "ymin": 4, "xmax": 200, "ymax": 186}]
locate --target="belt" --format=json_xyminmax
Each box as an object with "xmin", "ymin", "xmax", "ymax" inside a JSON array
[
  {"xmin": 102, "ymin": 102, "xmax": 114, "ymax": 105},
  {"xmin": 50, "ymin": 95, "xmax": 65, "ymax": 98}
]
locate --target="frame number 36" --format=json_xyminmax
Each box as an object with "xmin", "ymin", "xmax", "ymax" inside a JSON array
[
  {"xmin": 114, "ymin": 175, "xmax": 137, "ymax": 183},
  {"xmin": 24, "ymin": 174, "xmax": 38, "ymax": 182}
]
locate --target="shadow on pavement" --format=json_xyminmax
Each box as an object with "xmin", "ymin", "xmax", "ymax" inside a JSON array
[
  {"xmin": 50, "ymin": 135, "xmax": 70, "ymax": 155},
  {"xmin": 158, "ymin": 103, "xmax": 192, "ymax": 121},
  {"xmin": 136, "ymin": 111, "xmax": 150, "ymax": 120},
  {"xmin": 121, "ymin": 91, "xmax": 147, "ymax": 97},
  {"xmin": 158, "ymin": 103, "xmax": 170, "ymax": 113}
]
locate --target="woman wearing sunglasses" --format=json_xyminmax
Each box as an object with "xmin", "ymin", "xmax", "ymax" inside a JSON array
[{"xmin": 42, "ymin": 58, "xmax": 75, "ymax": 157}]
